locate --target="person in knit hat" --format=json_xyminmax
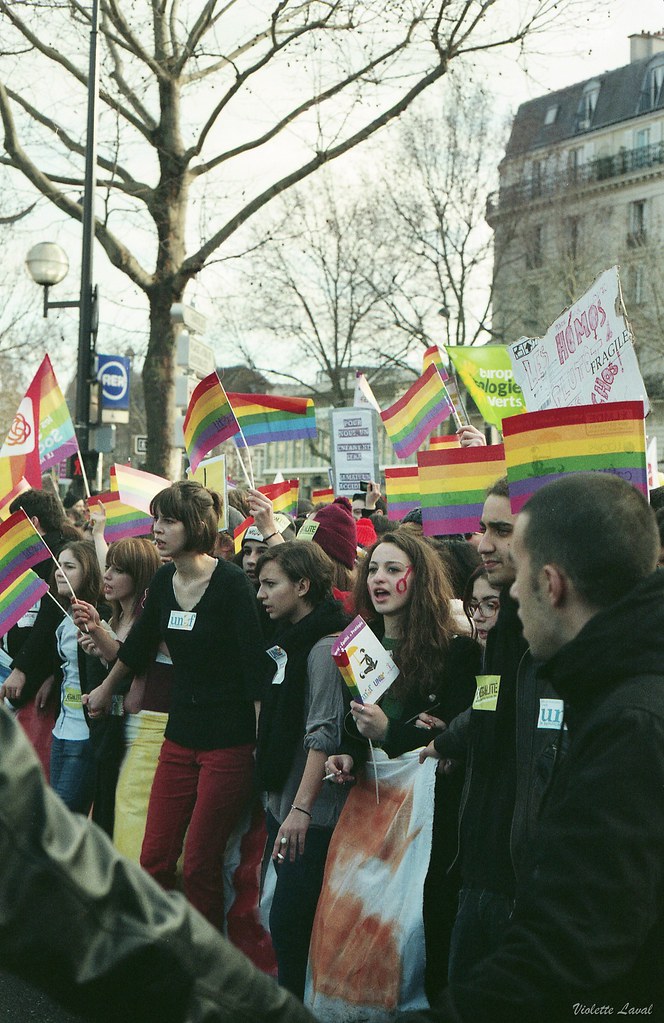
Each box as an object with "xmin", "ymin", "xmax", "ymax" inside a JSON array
[
  {"xmin": 301, "ymin": 498, "xmax": 357, "ymax": 609},
  {"xmin": 356, "ymin": 515, "xmax": 377, "ymax": 550}
]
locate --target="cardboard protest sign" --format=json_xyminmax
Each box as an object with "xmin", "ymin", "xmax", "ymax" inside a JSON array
[
  {"xmin": 507, "ymin": 267, "xmax": 648, "ymax": 414},
  {"xmin": 331, "ymin": 615, "xmax": 400, "ymax": 704}
]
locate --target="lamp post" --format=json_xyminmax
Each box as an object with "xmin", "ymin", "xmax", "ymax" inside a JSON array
[{"xmin": 24, "ymin": 0, "xmax": 100, "ymax": 461}]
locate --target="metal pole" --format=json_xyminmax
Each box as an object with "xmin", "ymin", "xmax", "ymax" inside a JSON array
[{"xmin": 75, "ymin": 0, "xmax": 100, "ymax": 458}]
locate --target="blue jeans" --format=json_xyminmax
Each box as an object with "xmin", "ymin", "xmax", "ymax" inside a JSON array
[
  {"xmin": 448, "ymin": 885, "xmax": 514, "ymax": 985},
  {"xmin": 50, "ymin": 737, "xmax": 95, "ymax": 815},
  {"xmin": 266, "ymin": 810, "xmax": 332, "ymax": 1000}
]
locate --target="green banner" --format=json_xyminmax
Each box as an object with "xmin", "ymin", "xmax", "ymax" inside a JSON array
[{"xmin": 446, "ymin": 345, "xmax": 526, "ymax": 430}]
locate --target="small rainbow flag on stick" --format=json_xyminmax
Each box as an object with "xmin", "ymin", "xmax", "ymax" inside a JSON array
[
  {"xmin": 381, "ymin": 365, "xmax": 454, "ymax": 459},
  {"xmin": 502, "ymin": 401, "xmax": 647, "ymax": 514},
  {"xmin": 429, "ymin": 435, "xmax": 460, "ymax": 451},
  {"xmin": 418, "ymin": 444, "xmax": 507, "ymax": 537},
  {"xmin": 113, "ymin": 464, "xmax": 171, "ymax": 516},
  {"xmin": 384, "ymin": 466, "xmax": 420, "ymax": 521},
  {"xmin": 0, "ymin": 569, "xmax": 49, "ymax": 639},
  {"xmin": 422, "ymin": 345, "xmax": 449, "ymax": 381},
  {"xmin": 0, "ymin": 511, "xmax": 50, "ymax": 590},
  {"xmin": 227, "ymin": 393, "xmax": 317, "ymax": 447},
  {"xmin": 312, "ymin": 487, "xmax": 334, "ymax": 506},
  {"xmin": 184, "ymin": 372, "xmax": 241, "ymax": 474},
  {"xmin": 258, "ymin": 479, "xmax": 299, "ymax": 517},
  {"xmin": 87, "ymin": 492, "xmax": 153, "ymax": 542}
]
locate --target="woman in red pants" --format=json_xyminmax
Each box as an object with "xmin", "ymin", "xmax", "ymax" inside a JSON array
[{"xmin": 83, "ymin": 480, "xmax": 269, "ymax": 931}]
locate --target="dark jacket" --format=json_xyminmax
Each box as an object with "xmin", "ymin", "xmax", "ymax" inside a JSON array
[
  {"xmin": 0, "ymin": 704, "xmax": 315, "ymax": 1023},
  {"xmin": 433, "ymin": 588, "xmax": 565, "ymax": 889},
  {"xmin": 407, "ymin": 570, "xmax": 664, "ymax": 1022}
]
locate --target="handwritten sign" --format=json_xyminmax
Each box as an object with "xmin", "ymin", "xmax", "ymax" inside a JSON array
[
  {"xmin": 331, "ymin": 615, "xmax": 400, "ymax": 704},
  {"xmin": 507, "ymin": 267, "xmax": 648, "ymax": 414}
]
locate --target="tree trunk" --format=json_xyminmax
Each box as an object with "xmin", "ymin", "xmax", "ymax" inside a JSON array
[{"xmin": 143, "ymin": 281, "xmax": 184, "ymax": 478}]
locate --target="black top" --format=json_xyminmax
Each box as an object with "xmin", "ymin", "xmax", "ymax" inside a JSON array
[{"xmin": 119, "ymin": 560, "xmax": 270, "ymax": 750}]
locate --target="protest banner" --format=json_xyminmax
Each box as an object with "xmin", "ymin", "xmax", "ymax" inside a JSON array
[
  {"xmin": 446, "ymin": 345, "xmax": 526, "ymax": 429},
  {"xmin": 330, "ymin": 408, "xmax": 380, "ymax": 497},
  {"xmin": 507, "ymin": 267, "xmax": 648, "ymax": 414}
]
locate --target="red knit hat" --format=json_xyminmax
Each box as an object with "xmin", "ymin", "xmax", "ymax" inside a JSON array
[
  {"xmin": 356, "ymin": 516, "xmax": 377, "ymax": 549},
  {"xmin": 312, "ymin": 497, "xmax": 357, "ymax": 569}
]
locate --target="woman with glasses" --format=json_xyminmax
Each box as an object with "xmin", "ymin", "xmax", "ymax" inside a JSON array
[{"xmin": 463, "ymin": 566, "xmax": 501, "ymax": 647}]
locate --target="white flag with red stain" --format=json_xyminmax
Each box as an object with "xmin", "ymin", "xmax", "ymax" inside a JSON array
[{"xmin": 306, "ymin": 750, "xmax": 436, "ymax": 1020}]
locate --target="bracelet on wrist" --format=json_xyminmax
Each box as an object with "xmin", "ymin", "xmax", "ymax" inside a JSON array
[
  {"xmin": 263, "ymin": 531, "xmax": 278, "ymax": 542},
  {"xmin": 291, "ymin": 804, "xmax": 311, "ymax": 818}
]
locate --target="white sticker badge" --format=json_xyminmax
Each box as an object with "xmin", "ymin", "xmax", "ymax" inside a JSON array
[
  {"xmin": 266, "ymin": 645, "xmax": 288, "ymax": 685},
  {"xmin": 168, "ymin": 609, "xmax": 197, "ymax": 631},
  {"xmin": 537, "ymin": 698, "xmax": 565, "ymax": 730}
]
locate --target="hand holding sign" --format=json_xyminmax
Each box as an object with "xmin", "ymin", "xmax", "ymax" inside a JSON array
[{"xmin": 350, "ymin": 700, "xmax": 389, "ymax": 741}]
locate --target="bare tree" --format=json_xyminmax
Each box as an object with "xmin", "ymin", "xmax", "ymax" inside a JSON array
[
  {"xmin": 0, "ymin": 0, "xmax": 576, "ymax": 472},
  {"xmin": 228, "ymin": 176, "xmax": 416, "ymax": 404}
]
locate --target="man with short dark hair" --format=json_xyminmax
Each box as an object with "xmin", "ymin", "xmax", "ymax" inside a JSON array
[{"xmin": 406, "ymin": 473, "xmax": 664, "ymax": 1021}]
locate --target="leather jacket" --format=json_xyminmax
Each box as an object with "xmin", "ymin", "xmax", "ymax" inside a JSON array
[{"xmin": 0, "ymin": 704, "xmax": 314, "ymax": 1023}]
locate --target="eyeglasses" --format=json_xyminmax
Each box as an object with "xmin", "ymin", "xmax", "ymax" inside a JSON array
[{"xmin": 467, "ymin": 598, "xmax": 500, "ymax": 618}]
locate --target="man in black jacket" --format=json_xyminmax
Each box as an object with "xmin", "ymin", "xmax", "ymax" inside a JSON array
[{"xmin": 406, "ymin": 472, "xmax": 664, "ymax": 1022}]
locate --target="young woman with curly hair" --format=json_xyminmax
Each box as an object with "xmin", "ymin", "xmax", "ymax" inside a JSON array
[{"xmin": 323, "ymin": 530, "xmax": 481, "ymax": 1004}]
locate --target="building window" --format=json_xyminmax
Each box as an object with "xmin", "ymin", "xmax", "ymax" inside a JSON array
[
  {"xmin": 544, "ymin": 105, "xmax": 559, "ymax": 126},
  {"xmin": 634, "ymin": 128, "xmax": 651, "ymax": 167},
  {"xmin": 628, "ymin": 200, "xmax": 647, "ymax": 247},
  {"xmin": 638, "ymin": 55, "xmax": 664, "ymax": 113},
  {"xmin": 530, "ymin": 160, "xmax": 543, "ymax": 198},
  {"xmin": 568, "ymin": 147, "xmax": 583, "ymax": 182},
  {"xmin": 526, "ymin": 224, "xmax": 543, "ymax": 269},
  {"xmin": 632, "ymin": 265, "xmax": 645, "ymax": 306},
  {"xmin": 575, "ymin": 80, "xmax": 600, "ymax": 131}
]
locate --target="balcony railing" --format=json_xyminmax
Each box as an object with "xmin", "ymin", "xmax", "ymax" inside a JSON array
[{"xmin": 487, "ymin": 140, "xmax": 664, "ymax": 219}]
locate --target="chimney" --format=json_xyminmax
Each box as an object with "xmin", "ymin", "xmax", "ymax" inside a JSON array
[{"xmin": 630, "ymin": 30, "xmax": 664, "ymax": 62}]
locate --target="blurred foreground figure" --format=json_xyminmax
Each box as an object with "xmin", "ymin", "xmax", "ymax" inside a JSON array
[{"xmin": 0, "ymin": 705, "xmax": 314, "ymax": 1023}]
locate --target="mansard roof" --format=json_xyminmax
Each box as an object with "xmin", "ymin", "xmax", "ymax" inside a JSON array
[{"xmin": 504, "ymin": 55, "xmax": 658, "ymax": 159}]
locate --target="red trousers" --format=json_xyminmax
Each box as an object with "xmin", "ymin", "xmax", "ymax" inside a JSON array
[{"xmin": 140, "ymin": 738, "xmax": 254, "ymax": 930}]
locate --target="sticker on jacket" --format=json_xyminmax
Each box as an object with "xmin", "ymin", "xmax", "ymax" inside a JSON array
[
  {"xmin": 266, "ymin": 645, "xmax": 288, "ymax": 685},
  {"xmin": 537, "ymin": 698, "xmax": 564, "ymax": 729},
  {"xmin": 473, "ymin": 675, "xmax": 500, "ymax": 711},
  {"xmin": 168, "ymin": 610, "xmax": 197, "ymax": 631}
]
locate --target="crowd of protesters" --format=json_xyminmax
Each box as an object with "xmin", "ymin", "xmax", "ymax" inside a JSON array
[{"xmin": 0, "ymin": 439, "xmax": 663, "ymax": 1023}]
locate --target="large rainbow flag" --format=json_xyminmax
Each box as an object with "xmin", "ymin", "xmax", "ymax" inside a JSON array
[
  {"xmin": 0, "ymin": 511, "xmax": 50, "ymax": 590},
  {"xmin": 0, "ymin": 355, "xmax": 78, "ymax": 487},
  {"xmin": 184, "ymin": 372, "xmax": 241, "ymax": 473},
  {"xmin": 502, "ymin": 401, "xmax": 648, "ymax": 514},
  {"xmin": 227, "ymin": 393, "xmax": 317, "ymax": 447},
  {"xmin": 384, "ymin": 466, "xmax": 420, "ymax": 521},
  {"xmin": 418, "ymin": 444, "xmax": 507, "ymax": 536},
  {"xmin": 87, "ymin": 492, "xmax": 153, "ymax": 542},
  {"xmin": 381, "ymin": 365, "xmax": 454, "ymax": 459},
  {"xmin": 258, "ymin": 479, "xmax": 299, "ymax": 517},
  {"xmin": 0, "ymin": 569, "xmax": 49, "ymax": 639},
  {"xmin": 113, "ymin": 464, "xmax": 171, "ymax": 516}
]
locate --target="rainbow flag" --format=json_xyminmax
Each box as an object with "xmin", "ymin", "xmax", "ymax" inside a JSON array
[
  {"xmin": 0, "ymin": 466, "xmax": 30, "ymax": 519},
  {"xmin": 0, "ymin": 355, "xmax": 78, "ymax": 487},
  {"xmin": 381, "ymin": 365, "xmax": 454, "ymax": 459},
  {"xmin": 429, "ymin": 435, "xmax": 460, "ymax": 451},
  {"xmin": 422, "ymin": 345, "xmax": 449, "ymax": 381},
  {"xmin": 113, "ymin": 464, "xmax": 170, "ymax": 516},
  {"xmin": 0, "ymin": 569, "xmax": 49, "ymax": 639},
  {"xmin": 0, "ymin": 511, "xmax": 50, "ymax": 590},
  {"xmin": 228, "ymin": 392, "xmax": 317, "ymax": 447},
  {"xmin": 384, "ymin": 466, "xmax": 420, "ymax": 521},
  {"xmin": 35, "ymin": 356, "xmax": 78, "ymax": 471},
  {"xmin": 109, "ymin": 464, "xmax": 119, "ymax": 492},
  {"xmin": 418, "ymin": 444, "xmax": 507, "ymax": 536},
  {"xmin": 258, "ymin": 479, "xmax": 299, "ymax": 517},
  {"xmin": 502, "ymin": 402, "xmax": 648, "ymax": 514},
  {"xmin": 88, "ymin": 492, "xmax": 153, "ymax": 542},
  {"xmin": 184, "ymin": 372, "xmax": 241, "ymax": 474},
  {"xmin": 312, "ymin": 487, "xmax": 334, "ymax": 506},
  {"xmin": 234, "ymin": 515, "xmax": 255, "ymax": 554}
]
